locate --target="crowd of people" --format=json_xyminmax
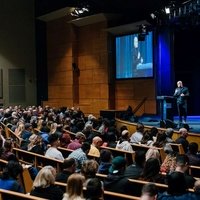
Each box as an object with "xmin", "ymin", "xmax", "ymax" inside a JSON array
[{"xmin": 0, "ymin": 105, "xmax": 200, "ymax": 199}]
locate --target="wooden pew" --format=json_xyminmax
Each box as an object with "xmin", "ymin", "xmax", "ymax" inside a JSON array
[
  {"xmin": 100, "ymin": 146, "xmax": 135, "ymax": 165},
  {"xmin": 115, "ymin": 118, "xmax": 200, "ymax": 149},
  {"xmin": 131, "ymin": 143, "xmax": 166, "ymax": 163},
  {"xmin": 57, "ymin": 147, "xmax": 73, "ymax": 158},
  {"xmin": 54, "ymin": 182, "xmax": 140, "ymax": 200},
  {"xmin": 0, "ymin": 189, "xmax": 47, "ymax": 200},
  {"xmin": 128, "ymin": 178, "xmax": 194, "ymax": 195},
  {"xmin": 13, "ymin": 148, "xmax": 63, "ymax": 173},
  {"xmin": 189, "ymin": 165, "xmax": 200, "ymax": 178},
  {"xmin": 0, "ymin": 123, "xmax": 22, "ymax": 147},
  {"xmin": 169, "ymin": 143, "xmax": 185, "ymax": 154}
]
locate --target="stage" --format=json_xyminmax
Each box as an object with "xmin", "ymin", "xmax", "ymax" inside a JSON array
[{"xmin": 139, "ymin": 115, "xmax": 200, "ymax": 134}]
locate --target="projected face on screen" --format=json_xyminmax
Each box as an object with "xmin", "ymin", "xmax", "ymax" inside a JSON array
[{"xmin": 115, "ymin": 32, "xmax": 153, "ymax": 79}]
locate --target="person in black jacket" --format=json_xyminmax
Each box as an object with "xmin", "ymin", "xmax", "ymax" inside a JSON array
[{"xmin": 173, "ymin": 80, "xmax": 189, "ymax": 125}]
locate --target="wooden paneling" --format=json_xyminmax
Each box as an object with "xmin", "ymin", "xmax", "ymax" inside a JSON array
[
  {"xmin": 115, "ymin": 79, "xmax": 156, "ymax": 115},
  {"xmin": 44, "ymin": 16, "xmax": 156, "ymax": 116}
]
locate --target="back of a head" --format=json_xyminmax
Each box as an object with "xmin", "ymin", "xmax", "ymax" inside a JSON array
[
  {"xmin": 32, "ymin": 165, "xmax": 55, "ymax": 189},
  {"xmin": 141, "ymin": 183, "xmax": 158, "ymax": 200},
  {"xmin": 136, "ymin": 122, "xmax": 144, "ymax": 132},
  {"xmin": 167, "ymin": 171, "xmax": 187, "ymax": 195},
  {"xmin": 150, "ymin": 127, "xmax": 158, "ymax": 137},
  {"xmin": 67, "ymin": 173, "xmax": 85, "ymax": 197},
  {"xmin": 81, "ymin": 160, "xmax": 99, "ymax": 179},
  {"xmin": 188, "ymin": 142, "xmax": 198, "ymax": 154},
  {"xmin": 176, "ymin": 154, "xmax": 189, "ymax": 166},
  {"xmin": 48, "ymin": 133, "xmax": 59, "ymax": 144},
  {"xmin": 81, "ymin": 142, "xmax": 91, "ymax": 152},
  {"xmin": 142, "ymin": 158, "xmax": 160, "ymax": 179},
  {"xmin": 63, "ymin": 158, "xmax": 76, "ymax": 169},
  {"xmin": 135, "ymin": 150, "xmax": 146, "ymax": 167},
  {"xmin": 4, "ymin": 139, "xmax": 13, "ymax": 150},
  {"xmin": 76, "ymin": 132, "xmax": 86, "ymax": 140},
  {"xmin": 100, "ymin": 149, "xmax": 112, "ymax": 163},
  {"xmin": 86, "ymin": 178, "xmax": 103, "ymax": 200},
  {"xmin": 165, "ymin": 128, "xmax": 174, "ymax": 138},
  {"xmin": 109, "ymin": 156, "xmax": 126, "ymax": 174},
  {"xmin": 2, "ymin": 160, "xmax": 23, "ymax": 180}
]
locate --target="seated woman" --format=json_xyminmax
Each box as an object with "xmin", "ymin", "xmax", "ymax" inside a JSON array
[
  {"xmin": 63, "ymin": 173, "xmax": 85, "ymax": 200},
  {"xmin": 140, "ymin": 158, "xmax": 165, "ymax": 183},
  {"xmin": 30, "ymin": 165, "xmax": 63, "ymax": 200},
  {"xmin": 0, "ymin": 160, "xmax": 23, "ymax": 192},
  {"xmin": 0, "ymin": 138, "xmax": 16, "ymax": 160},
  {"xmin": 81, "ymin": 160, "xmax": 99, "ymax": 186}
]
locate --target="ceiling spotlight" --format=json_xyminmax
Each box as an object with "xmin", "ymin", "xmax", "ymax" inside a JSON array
[
  {"xmin": 70, "ymin": 7, "xmax": 90, "ymax": 17},
  {"xmin": 165, "ymin": 7, "xmax": 171, "ymax": 14}
]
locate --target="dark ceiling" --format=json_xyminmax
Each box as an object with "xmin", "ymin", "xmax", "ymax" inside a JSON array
[{"xmin": 35, "ymin": 0, "xmax": 193, "ymax": 26}]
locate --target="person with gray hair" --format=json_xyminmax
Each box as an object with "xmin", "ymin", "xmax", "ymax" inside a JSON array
[
  {"xmin": 175, "ymin": 128, "xmax": 189, "ymax": 153},
  {"xmin": 165, "ymin": 128, "xmax": 174, "ymax": 143}
]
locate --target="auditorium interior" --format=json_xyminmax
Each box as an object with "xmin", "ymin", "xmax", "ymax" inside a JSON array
[{"xmin": 1, "ymin": 1, "xmax": 200, "ymax": 199}]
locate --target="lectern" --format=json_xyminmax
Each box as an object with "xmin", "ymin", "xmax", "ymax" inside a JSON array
[{"xmin": 157, "ymin": 96, "xmax": 174, "ymax": 121}]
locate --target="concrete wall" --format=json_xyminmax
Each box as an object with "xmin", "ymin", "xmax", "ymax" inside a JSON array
[{"xmin": 0, "ymin": 0, "xmax": 36, "ymax": 107}]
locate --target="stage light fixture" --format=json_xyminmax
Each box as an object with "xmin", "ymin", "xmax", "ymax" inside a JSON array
[{"xmin": 70, "ymin": 7, "xmax": 89, "ymax": 17}]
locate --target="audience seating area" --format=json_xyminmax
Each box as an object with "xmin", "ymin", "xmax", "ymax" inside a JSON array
[{"xmin": 0, "ymin": 106, "xmax": 200, "ymax": 200}]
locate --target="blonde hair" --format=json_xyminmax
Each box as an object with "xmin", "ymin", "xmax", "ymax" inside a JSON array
[
  {"xmin": 15, "ymin": 122, "xmax": 25, "ymax": 137},
  {"xmin": 32, "ymin": 166, "xmax": 56, "ymax": 189},
  {"xmin": 64, "ymin": 173, "xmax": 85, "ymax": 200}
]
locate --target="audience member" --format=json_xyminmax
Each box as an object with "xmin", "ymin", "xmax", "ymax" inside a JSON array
[
  {"xmin": 0, "ymin": 160, "xmax": 23, "ymax": 192},
  {"xmin": 0, "ymin": 138, "xmax": 16, "ymax": 160},
  {"xmin": 30, "ymin": 165, "xmax": 63, "ymax": 200},
  {"xmin": 165, "ymin": 128, "xmax": 174, "ymax": 143},
  {"xmin": 141, "ymin": 183, "xmax": 158, "ymax": 200},
  {"xmin": 68, "ymin": 142, "xmax": 91, "ymax": 172},
  {"xmin": 194, "ymin": 179, "xmax": 200, "ymax": 194},
  {"xmin": 63, "ymin": 173, "xmax": 85, "ymax": 200},
  {"xmin": 173, "ymin": 154, "xmax": 195, "ymax": 188},
  {"xmin": 98, "ymin": 149, "xmax": 112, "ymax": 175},
  {"xmin": 124, "ymin": 150, "xmax": 146, "ymax": 179},
  {"xmin": 103, "ymin": 129, "xmax": 117, "ymax": 148},
  {"xmin": 81, "ymin": 159, "xmax": 99, "ymax": 186},
  {"xmin": 88, "ymin": 136, "xmax": 103, "ymax": 157},
  {"xmin": 158, "ymin": 171, "xmax": 196, "ymax": 199},
  {"xmin": 140, "ymin": 130, "xmax": 154, "ymax": 146},
  {"xmin": 68, "ymin": 132, "xmax": 86, "ymax": 150},
  {"xmin": 186, "ymin": 142, "xmax": 200, "ymax": 166},
  {"xmin": 175, "ymin": 128, "xmax": 189, "ymax": 153},
  {"xmin": 130, "ymin": 122, "xmax": 144, "ymax": 143},
  {"xmin": 28, "ymin": 134, "xmax": 45, "ymax": 155},
  {"xmin": 59, "ymin": 131, "xmax": 71, "ymax": 148},
  {"xmin": 140, "ymin": 158, "xmax": 164, "ymax": 183},
  {"xmin": 55, "ymin": 158, "xmax": 76, "ymax": 183},
  {"xmin": 116, "ymin": 130, "xmax": 133, "ymax": 152},
  {"xmin": 85, "ymin": 178, "xmax": 104, "ymax": 200},
  {"xmin": 104, "ymin": 156, "xmax": 130, "ymax": 194},
  {"xmin": 45, "ymin": 133, "xmax": 64, "ymax": 161}
]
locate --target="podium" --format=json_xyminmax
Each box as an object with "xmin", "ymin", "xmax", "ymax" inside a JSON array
[{"xmin": 157, "ymin": 96, "xmax": 174, "ymax": 121}]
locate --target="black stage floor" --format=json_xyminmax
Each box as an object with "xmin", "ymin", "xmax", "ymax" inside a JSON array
[{"xmin": 138, "ymin": 115, "xmax": 200, "ymax": 134}]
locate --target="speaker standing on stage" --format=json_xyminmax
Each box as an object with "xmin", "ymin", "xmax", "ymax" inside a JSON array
[{"xmin": 173, "ymin": 80, "xmax": 189, "ymax": 125}]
